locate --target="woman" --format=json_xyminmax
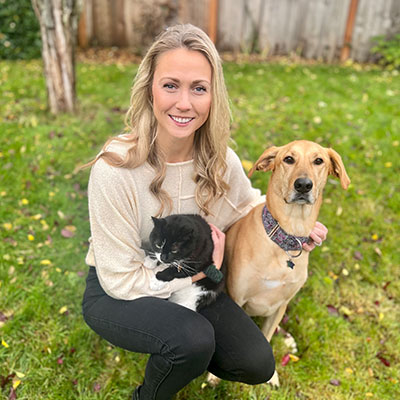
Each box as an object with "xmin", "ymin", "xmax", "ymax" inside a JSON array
[{"xmin": 82, "ymin": 24, "xmax": 327, "ymax": 400}]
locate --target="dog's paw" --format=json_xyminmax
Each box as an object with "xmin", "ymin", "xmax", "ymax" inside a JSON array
[
  {"xmin": 267, "ymin": 370, "xmax": 280, "ymax": 387},
  {"xmin": 149, "ymin": 277, "xmax": 167, "ymax": 291},
  {"xmin": 283, "ymin": 332, "xmax": 298, "ymax": 354},
  {"xmin": 206, "ymin": 372, "xmax": 221, "ymax": 387}
]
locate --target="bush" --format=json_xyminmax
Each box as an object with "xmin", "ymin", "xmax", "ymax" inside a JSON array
[
  {"xmin": 371, "ymin": 34, "xmax": 400, "ymax": 69},
  {"xmin": 0, "ymin": 0, "xmax": 42, "ymax": 60}
]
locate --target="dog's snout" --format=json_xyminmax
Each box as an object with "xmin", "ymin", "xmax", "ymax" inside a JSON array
[{"xmin": 294, "ymin": 178, "xmax": 313, "ymax": 193}]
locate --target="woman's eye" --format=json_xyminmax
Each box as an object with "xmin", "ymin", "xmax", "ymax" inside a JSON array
[
  {"xmin": 314, "ymin": 158, "xmax": 324, "ymax": 165},
  {"xmin": 283, "ymin": 156, "xmax": 295, "ymax": 164},
  {"xmin": 163, "ymin": 83, "xmax": 176, "ymax": 90},
  {"xmin": 194, "ymin": 86, "xmax": 206, "ymax": 93}
]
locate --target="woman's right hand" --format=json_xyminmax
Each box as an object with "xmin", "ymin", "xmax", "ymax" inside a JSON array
[{"xmin": 192, "ymin": 223, "xmax": 225, "ymax": 283}]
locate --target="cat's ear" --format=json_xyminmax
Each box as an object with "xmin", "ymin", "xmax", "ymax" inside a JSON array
[{"xmin": 151, "ymin": 216, "xmax": 165, "ymax": 228}]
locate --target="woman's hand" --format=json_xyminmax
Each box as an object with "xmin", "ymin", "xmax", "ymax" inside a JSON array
[
  {"xmin": 192, "ymin": 223, "xmax": 225, "ymax": 283},
  {"xmin": 302, "ymin": 221, "xmax": 328, "ymax": 252}
]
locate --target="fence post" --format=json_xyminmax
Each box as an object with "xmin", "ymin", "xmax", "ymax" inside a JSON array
[
  {"xmin": 340, "ymin": 0, "xmax": 359, "ymax": 62},
  {"xmin": 208, "ymin": 0, "xmax": 218, "ymax": 43}
]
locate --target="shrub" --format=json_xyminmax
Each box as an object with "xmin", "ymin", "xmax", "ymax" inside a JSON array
[
  {"xmin": 0, "ymin": 0, "xmax": 42, "ymax": 60},
  {"xmin": 371, "ymin": 34, "xmax": 400, "ymax": 69}
]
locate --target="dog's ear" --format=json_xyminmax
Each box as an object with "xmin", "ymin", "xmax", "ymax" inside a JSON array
[
  {"xmin": 248, "ymin": 146, "xmax": 279, "ymax": 178},
  {"xmin": 327, "ymin": 148, "xmax": 351, "ymax": 189}
]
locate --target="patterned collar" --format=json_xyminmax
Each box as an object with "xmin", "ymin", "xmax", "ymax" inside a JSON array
[{"xmin": 262, "ymin": 205, "xmax": 310, "ymax": 253}]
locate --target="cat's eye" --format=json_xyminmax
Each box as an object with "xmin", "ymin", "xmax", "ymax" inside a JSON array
[
  {"xmin": 155, "ymin": 239, "xmax": 166, "ymax": 249},
  {"xmin": 171, "ymin": 249, "xmax": 179, "ymax": 254}
]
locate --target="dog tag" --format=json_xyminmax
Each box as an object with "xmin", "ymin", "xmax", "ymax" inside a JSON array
[{"xmin": 287, "ymin": 259, "xmax": 295, "ymax": 269}]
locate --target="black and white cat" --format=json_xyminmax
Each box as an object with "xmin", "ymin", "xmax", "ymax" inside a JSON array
[{"xmin": 142, "ymin": 214, "xmax": 224, "ymax": 311}]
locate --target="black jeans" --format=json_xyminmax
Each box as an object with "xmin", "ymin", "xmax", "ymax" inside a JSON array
[{"xmin": 82, "ymin": 267, "xmax": 275, "ymax": 400}]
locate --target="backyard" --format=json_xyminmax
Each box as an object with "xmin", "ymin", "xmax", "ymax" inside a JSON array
[{"xmin": 0, "ymin": 56, "xmax": 399, "ymax": 399}]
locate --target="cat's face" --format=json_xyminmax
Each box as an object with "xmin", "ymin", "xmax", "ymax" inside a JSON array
[{"xmin": 149, "ymin": 217, "xmax": 194, "ymax": 264}]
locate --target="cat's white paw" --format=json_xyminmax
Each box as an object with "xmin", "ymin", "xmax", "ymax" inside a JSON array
[
  {"xmin": 143, "ymin": 257, "xmax": 158, "ymax": 269},
  {"xmin": 149, "ymin": 276, "xmax": 167, "ymax": 291}
]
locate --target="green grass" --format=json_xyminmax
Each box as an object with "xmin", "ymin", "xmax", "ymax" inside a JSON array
[{"xmin": 1, "ymin": 58, "xmax": 399, "ymax": 399}]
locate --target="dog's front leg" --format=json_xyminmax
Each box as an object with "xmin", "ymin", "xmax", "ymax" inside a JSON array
[{"xmin": 262, "ymin": 304, "xmax": 288, "ymax": 342}]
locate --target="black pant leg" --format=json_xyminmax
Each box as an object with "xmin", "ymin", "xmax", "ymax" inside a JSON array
[
  {"xmin": 199, "ymin": 292, "xmax": 276, "ymax": 384},
  {"xmin": 82, "ymin": 267, "xmax": 215, "ymax": 400}
]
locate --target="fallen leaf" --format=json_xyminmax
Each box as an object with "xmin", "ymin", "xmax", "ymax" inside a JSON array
[
  {"xmin": 339, "ymin": 306, "xmax": 353, "ymax": 316},
  {"xmin": 281, "ymin": 353, "xmax": 290, "ymax": 366},
  {"xmin": 345, "ymin": 367, "xmax": 353, "ymax": 374},
  {"xmin": 376, "ymin": 353, "xmax": 390, "ymax": 367},
  {"xmin": 2, "ymin": 339, "xmax": 9, "ymax": 348},
  {"xmin": 8, "ymin": 387, "xmax": 17, "ymax": 400},
  {"xmin": 93, "ymin": 382, "xmax": 101, "ymax": 392},
  {"xmin": 327, "ymin": 305, "xmax": 339, "ymax": 315},
  {"xmin": 241, "ymin": 160, "xmax": 254, "ymax": 171},
  {"xmin": 0, "ymin": 374, "xmax": 15, "ymax": 389},
  {"xmin": 353, "ymin": 251, "xmax": 363, "ymax": 260},
  {"xmin": 61, "ymin": 228, "xmax": 75, "ymax": 238},
  {"xmin": 329, "ymin": 379, "xmax": 341, "ymax": 386},
  {"xmin": 59, "ymin": 306, "xmax": 68, "ymax": 314},
  {"xmin": 12, "ymin": 379, "xmax": 21, "ymax": 390}
]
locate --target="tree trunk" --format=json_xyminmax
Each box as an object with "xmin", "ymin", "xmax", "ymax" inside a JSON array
[{"xmin": 32, "ymin": 0, "xmax": 80, "ymax": 114}]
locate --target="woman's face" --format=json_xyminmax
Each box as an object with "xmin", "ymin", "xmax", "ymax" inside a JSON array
[{"xmin": 151, "ymin": 48, "xmax": 212, "ymax": 146}]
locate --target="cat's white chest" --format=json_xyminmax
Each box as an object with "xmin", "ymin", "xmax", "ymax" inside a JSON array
[{"xmin": 169, "ymin": 285, "xmax": 204, "ymax": 311}]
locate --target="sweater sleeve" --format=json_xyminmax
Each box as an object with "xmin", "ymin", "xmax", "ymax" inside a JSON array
[
  {"xmin": 87, "ymin": 158, "xmax": 192, "ymax": 300},
  {"xmin": 219, "ymin": 148, "xmax": 265, "ymax": 230}
]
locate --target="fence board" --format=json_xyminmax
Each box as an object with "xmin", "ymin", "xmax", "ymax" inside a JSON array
[{"xmin": 79, "ymin": 0, "xmax": 400, "ymax": 62}]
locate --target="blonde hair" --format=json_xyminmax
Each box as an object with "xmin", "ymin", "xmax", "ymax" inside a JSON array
[{"xmin": 87, "ymin": 24, "xmax": 231, "ymax": 216}]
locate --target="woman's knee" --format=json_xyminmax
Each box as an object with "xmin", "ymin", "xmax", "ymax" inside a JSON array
[
  {"xmin": 169, "ymin": 313, "xmax": 215, "ymax": 371},
  {"xmin": 239, "ymin": 341, "xmax": 276, "ymax": 384}
]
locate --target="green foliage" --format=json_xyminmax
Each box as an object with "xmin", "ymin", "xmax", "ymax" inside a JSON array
[
  {"xmin": 0, "ymin": 59, "xmax": 399, "ymax": 399},
  {"xmin": 0, "ymin": 0, "xmax": 42, "ymax": 60},
  {"xmin": 371, "ymin": 34, "xmax": 400, "ymax": 70}
]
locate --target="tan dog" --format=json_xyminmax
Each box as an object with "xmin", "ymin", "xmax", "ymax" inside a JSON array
[{"xmin": 225, "ymin": 140, "xmax": 350, "ymax": 386}]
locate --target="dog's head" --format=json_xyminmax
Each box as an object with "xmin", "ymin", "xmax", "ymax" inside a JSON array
[{"xmin": 248, "ymin": 140, "xmax": 350, "ymax": 205}]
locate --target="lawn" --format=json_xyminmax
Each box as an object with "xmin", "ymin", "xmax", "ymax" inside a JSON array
[{"xmin": 0, "ymin": 57, "xmax": 399, "ymax": 400}]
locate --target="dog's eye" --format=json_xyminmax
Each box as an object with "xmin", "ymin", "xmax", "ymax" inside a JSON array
[
  {"xmin": 314, "ymin": 158, "xmax": 324, "ymax": 165},
  {"xmin": 283, "ymin": 156, "xmax": 295, "ymax": 164}
]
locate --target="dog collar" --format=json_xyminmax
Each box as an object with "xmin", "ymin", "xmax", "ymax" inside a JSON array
[{"xmin": 262, "ymin": 206, "xmax": 310, "ymax": 266}]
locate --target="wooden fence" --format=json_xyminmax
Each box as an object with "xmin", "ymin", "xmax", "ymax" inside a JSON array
[{"xmin": 78, "ymin": 0, "xmax": 400, "ymax": 62}]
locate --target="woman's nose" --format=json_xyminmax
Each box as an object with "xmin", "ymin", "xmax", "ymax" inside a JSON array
[{"xmin": 176, "ymin": 90, "xmax": 191, "ymax": 110}]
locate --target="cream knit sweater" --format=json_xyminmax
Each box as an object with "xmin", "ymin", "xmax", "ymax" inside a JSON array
[{"xmin": 85, "ymin": 139, "xmax": 263, "ymax": 300}]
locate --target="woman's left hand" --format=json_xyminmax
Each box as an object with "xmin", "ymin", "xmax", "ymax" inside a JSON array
[
  {"xmin": 191, "ymin": 223, "xmax": 225, "ymax": 283},
  {"xmin": 303, "ymin": 221, "xmax": 328, "ymax": 252},
  {"xmin": 209, "ymin": 223, "xmax": 225, "ymax": 270}
]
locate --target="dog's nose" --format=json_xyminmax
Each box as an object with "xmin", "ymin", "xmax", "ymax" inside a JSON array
[{"xmin": 294, "ymin": 178, "xmax": 313, "ymax": 193}]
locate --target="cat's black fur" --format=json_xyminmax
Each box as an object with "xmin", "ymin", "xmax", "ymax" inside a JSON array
[{"xmin": 143, "ymin": 214, "xmax": 224, "ymax": 311}]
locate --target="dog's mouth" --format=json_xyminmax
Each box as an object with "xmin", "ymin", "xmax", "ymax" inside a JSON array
[{"xmin": 285, "ymin": 193, "xmax": 314, "ymax": 205}]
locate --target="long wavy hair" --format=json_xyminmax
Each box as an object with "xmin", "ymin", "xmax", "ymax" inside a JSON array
[{"xmin": 86, "ymin": 24, "xmax": 231, "ymax": 216}]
